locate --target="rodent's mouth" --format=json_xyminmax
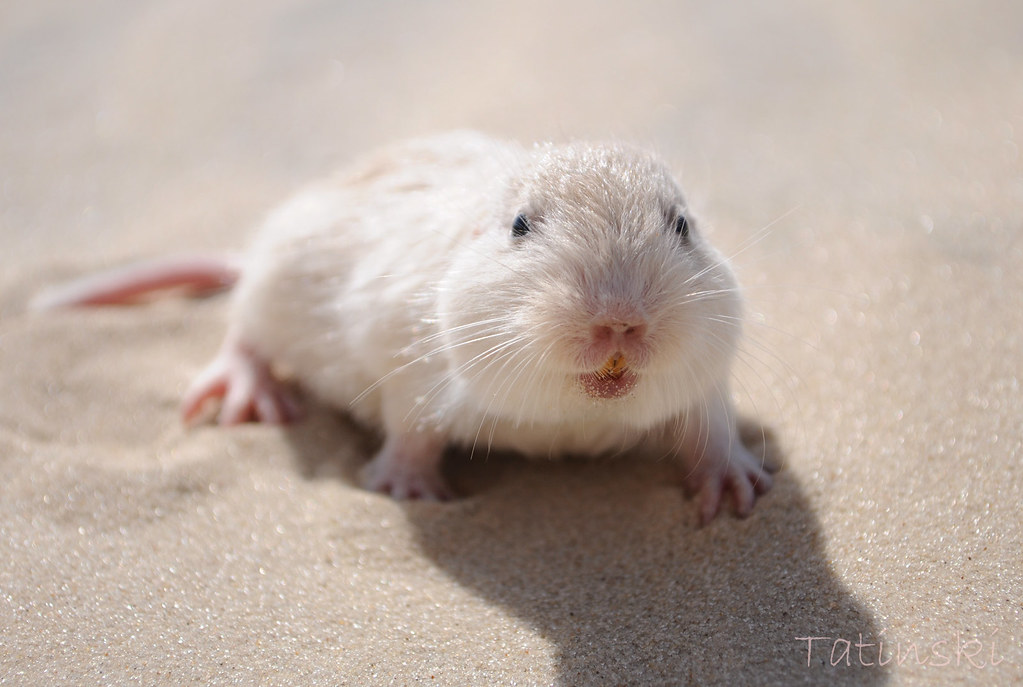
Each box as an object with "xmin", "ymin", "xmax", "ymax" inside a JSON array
[{"xmin": 578, "ymin": 353, "xmax": 637, "ymax": 399}]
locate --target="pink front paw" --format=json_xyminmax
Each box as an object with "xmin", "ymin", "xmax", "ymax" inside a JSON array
[
  {"xmin": 362, "ymin": 460, "xmax": 455, "ymax": 501},
  {"xmin": 686, "ymin": 445, "xmax": 775, "ymax": 526},
  {"xmin": 181, "ymin": 338, "xmax": 300, "ymax": 426},
  {"xmin": 361, "ymin": 431, "xmax": 454, "ymax": 501}
]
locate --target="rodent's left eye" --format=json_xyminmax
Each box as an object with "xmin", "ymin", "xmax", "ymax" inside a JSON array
[
  {"xmin": 673, "ymin": 214, "xmax": 690, "ymax": 240},
  {"xmin": 512, "ymin": 213, "xmax": 532, "ymax": 238}
]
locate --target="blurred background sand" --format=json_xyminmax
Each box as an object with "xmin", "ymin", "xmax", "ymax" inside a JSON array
[{"xmin": 2, "ymin": 1, "xmax": 1021, "ymax": 684}]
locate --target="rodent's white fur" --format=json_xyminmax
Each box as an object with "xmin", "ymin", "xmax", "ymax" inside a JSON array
[
  {"xmin": 221, "ymin": 131, "xmax": 770, "ymax": 520},
  {"xmin": 235, "ymin": 131, "xmax": 739, "ymax": 452}
]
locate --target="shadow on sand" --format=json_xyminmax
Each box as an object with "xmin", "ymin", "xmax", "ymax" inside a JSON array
[{"xmin": 287, "ymin": 414, "xmax": 889, "ymax": 685}]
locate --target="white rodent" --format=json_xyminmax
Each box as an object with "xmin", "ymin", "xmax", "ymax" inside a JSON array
[{"xmin": 38, "ymin": 131, "xmax": 775, "ymax": 524}]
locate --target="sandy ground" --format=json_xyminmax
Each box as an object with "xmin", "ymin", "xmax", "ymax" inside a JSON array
[{"xmin": 2, "ymin": 1, "xmax": 1021, "ymax": 684}]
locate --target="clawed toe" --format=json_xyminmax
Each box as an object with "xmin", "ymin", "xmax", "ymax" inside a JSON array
[{"xmin": 369, "ymin": 477, "xmax": 455, "ymax": 502}]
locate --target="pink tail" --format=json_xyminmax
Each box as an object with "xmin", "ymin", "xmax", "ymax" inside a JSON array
[{"xmin": 30, "ymin": 254, "xmax": 242, "ymax": 310}]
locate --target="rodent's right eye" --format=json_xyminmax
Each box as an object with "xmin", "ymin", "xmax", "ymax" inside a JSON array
[
  {"xmin": 511, "ymin": 213, "xmax": 531, "ymax": 238},
  {"xmin": 673, "ymin": 213, "xmax": 690, "ymax": 240}
]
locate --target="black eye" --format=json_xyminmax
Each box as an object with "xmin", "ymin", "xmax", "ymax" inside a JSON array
[
  {"xmin": 512, "ymin": 213, "xmax": 531, "ymax": 238},
  {"xmin": 673, "ymin": 214, "xmax": 690, "ymax": 240}
]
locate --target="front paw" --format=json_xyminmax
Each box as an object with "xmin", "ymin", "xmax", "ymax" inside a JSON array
[
  {"xmin": 360, "ymin": 432, "xmax": 454, "ymax": 501},
  {"xmin": 684, "ymin": 444, "xmax": 775, "ymax": 526},
  {"xmin": 362, "ymin": 459, "xmax": 455, "ymax": 501}
]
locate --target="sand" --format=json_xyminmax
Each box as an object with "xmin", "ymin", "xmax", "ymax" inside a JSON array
[{"xmin": 2, "ymin": 1, "xmax": 1021, "ymax": 684}]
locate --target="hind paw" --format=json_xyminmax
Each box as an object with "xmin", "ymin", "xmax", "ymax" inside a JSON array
[{"xmin": 181, "ymin": 337, "xmax": 300, "ymax": 425}]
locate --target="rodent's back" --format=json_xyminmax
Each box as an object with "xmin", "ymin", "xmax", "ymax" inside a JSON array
[{"xmin": 230, "ymin": 132, "xmax": 524, "ymax": 421}]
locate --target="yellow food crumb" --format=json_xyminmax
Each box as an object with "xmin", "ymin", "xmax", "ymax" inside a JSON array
[{"xmin": 598, "ymin": 353, "xmax": 627, "ymax": 379}]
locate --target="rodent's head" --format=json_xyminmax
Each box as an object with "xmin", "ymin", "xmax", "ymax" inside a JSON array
[{"xmin": 435, "ymin": 142, "xmax": 743, "ymax": 429}]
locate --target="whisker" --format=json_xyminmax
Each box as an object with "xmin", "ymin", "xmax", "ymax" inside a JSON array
[
  {"xmin": 353, "ymin": 321, "xmax": 513, "ymax": 406},
  {"xmin": 682, "ymin": 206, "xmax": 801, "ymax": 288}
]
